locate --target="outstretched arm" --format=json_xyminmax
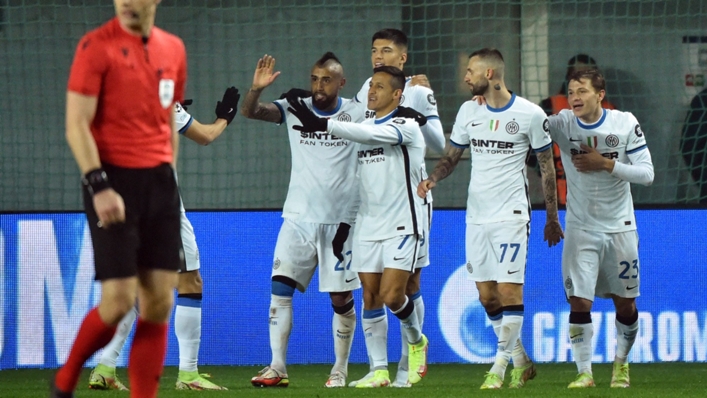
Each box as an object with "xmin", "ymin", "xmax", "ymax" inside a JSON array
[
  {"xmin": 241, "ymin": 54, "xmax": 283, "ymax": 123},
  {"xmin": 183, "ymin": 118, "xmax": 228, "ymax": 145},
  {"xmin": 417, "ymin": 143, "xmax": 465, "ymax": 198}
]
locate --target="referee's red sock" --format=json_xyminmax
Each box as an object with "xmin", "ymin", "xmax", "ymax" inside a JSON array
[
  {"xmin": 128, "ymin": 318, "xmax": 168, "ymax": 398},
  {"xmin": 55, "ymin": 307, "xmax": 117, "ymax": 392}
]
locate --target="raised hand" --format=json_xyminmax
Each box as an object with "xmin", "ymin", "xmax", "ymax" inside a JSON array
[
  {"xmin": 215, "ymin": 86, "xmax": 240, "ymax": 125},
  {"xmin": 251, "ymin": 54, "xmax": 281, "ymax": 91}
]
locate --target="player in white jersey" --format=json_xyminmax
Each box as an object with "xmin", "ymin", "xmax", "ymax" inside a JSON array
[
  {"xmin": 288, "ymin": 65, "xmax": 430, "ymax": 388},
  {"xmin": 548, "ymin": 69, "xmax": 654, "ymax": 389},
  {"xmin": 87, "ymin": 88, "xmax": 240, "ymax": 391},
  {"xmin": 349, "ymin": 28, "xmax": 445, "ymax": 388},
  {"xmin": 419, "ymin": 48, "xmax": 564, "ymax": 389},
  {"xmin": 240, "ymin": 52, "xmax": 363, "ymax": 388}
]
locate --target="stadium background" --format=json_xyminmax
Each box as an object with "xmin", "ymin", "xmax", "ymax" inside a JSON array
[{"xmin": 0, "ymin": 0, "xmax": 706, "ymax": 369}]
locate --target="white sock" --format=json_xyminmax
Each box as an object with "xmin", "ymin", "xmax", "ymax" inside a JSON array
[
  {"xmin": 615, "ymin": 314, "xmax": 639, "ymax": 364},
  {"xmin": 331, "ymin": 302, "xmax": 355, "ymax": 375},
  {"xmin": 269, "ymin": 294, "xmax": 293, "ymax": 373},
  {"xmin": 490, "ymin": 308, "xmax": 523, "ymax": 379},
  {"xmin": 362, "ymin": 308, "xmax": 388, "ymax": 370},
  {"xmin": 570, "ymin": 323, "xmax": 594, "ymax": 375},
  {"xmin": 175, "ymin": 295, "xmax": 202, "ymax": 373},
  {"xmin": 99, "ymin": 307, "xmax": 137, "ymax": 368},
  {"xmin": 398, "ymin": 293, "xmax": 424, "ymax": 375},
  {"xmin": 392, "ymin": 296, "xmax": 422, "ymax": 345},
  {"xmin": 512, "ymin": 339, "xmax": 531, "ymax": 367},
  {"xmin": 487, "ymin": 309, "xmax": 529, "ymax": 367}
]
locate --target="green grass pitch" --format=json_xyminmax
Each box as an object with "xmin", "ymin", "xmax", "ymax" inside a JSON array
[{"xmin": 1, "ymin": 363, "xmax": 705, "ymax": 397}]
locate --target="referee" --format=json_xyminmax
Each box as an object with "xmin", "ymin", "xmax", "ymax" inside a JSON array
[{"xmin": 52, "ymin": 1, "xmax": 187, "ymax": 397}]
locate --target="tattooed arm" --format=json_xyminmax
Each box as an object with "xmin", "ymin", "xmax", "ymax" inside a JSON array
[
  {"xmin": 241, "ymin": 88, "xmax": 282, "ymax": 123},
  {"xmin": 536, "ymin": 147, "xmax": 564, "ymax": 246},
  {"xmin": 417, "ymin": 143, "xmax": 465, "ymax": 198}
]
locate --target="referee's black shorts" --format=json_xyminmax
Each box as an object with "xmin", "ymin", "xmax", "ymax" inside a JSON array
[{"xmin": 83, "ymin": 163, "xmax": 185, "ymax": 281}]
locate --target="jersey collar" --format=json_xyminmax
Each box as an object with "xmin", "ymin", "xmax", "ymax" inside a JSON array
[
  {"xmin": 486, "ymin": 92, "xmax": 516, "ymax": 113},
  {"xmin": 374, "ymin": 108, "xmax": 399, "ymax": 124},
  {"xmin": 576, "ymin": 108, "xmax": 607, "ymax": 130},
  {"xmin": 312, "ymin": 97, "xmax": 342, "ymax": 117}
]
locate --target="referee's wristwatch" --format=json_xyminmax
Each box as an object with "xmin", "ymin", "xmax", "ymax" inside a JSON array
[{"xmin": 82, "ymin": 168, "xmax": 111, "ymax": 196}]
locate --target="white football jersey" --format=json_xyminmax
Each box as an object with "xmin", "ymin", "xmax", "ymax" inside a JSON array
[
  {"xmin": 273, "ymin": 97, "xmax": 365, "ymax": 224},
  {"xmin": 549, "ymin": 109, "xmax": 649, "ymax": 232},
  {"xmin": 356, "ymin": 77, "xmax": 442, "ymax": 204},
  {"xmin": 450, "ymin": 93, "xmax": 552, "ymax": 224},
  {"xmin": 326, "ymin": 108, "xmax": 426, "ymax": 241},
  {"xmin": 174, "ymin": 102, "xmax": 193, "ymax": 134},
  {"xmin": 355, "ymin": 77, "xmax": 440, "ymax": 121}
]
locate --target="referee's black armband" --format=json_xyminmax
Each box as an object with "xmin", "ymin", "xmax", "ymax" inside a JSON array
[{"xmin": 82, "ymin": 168, "xmax": 111, "ymax": 196}]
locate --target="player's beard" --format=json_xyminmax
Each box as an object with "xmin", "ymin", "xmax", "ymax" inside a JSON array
[
  {"xmin": 312, "ymin": 93, "xmax": 336, "ymax": 111},
  {"xmin": 471, "ymin": 78, "xmax": 489, "ymax": 96}
]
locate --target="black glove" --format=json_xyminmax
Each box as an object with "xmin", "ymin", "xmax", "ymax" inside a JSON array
[
  {"xmin": 287, "ymin": 97, "xmax": 328, "ymax": 133},
  {"xmin": 180, "ymin": 99, "xmax": 193, "ymax": 111},
  {"xmin": 332, "ymin": 223, "xmax": 351, "ymax": 262},
  {"xmin": 215, "ymin": 86, "xmax": 240, "ymax": 125},
  {"xmin": 395, "ymin": 106, "xmax": 427, "ymax": 127},
  {"xmin": 279, "ymin": 88, "xmax": 312, "ymax": 102}
]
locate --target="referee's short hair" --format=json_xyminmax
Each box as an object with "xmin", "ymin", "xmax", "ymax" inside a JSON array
[
  {"xmin": 373, "ymin": 66, "xmax": 405, "ymax": 92},
  {"xmin": 372, "ymin": 28, "xmax": 408, "ymax": 50}
]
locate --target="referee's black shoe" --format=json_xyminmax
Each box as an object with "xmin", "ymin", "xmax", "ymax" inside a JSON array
[{"xmin": 49, "ymin": 375, "xmax": 74, "ymax": 398}]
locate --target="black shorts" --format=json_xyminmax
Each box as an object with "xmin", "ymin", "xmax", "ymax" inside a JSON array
[{"xmin": 83, "ymin": 163, "xmax": 185, "ymax": 281}]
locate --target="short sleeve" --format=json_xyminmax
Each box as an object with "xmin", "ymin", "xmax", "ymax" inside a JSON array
[
  {"xmin": 625, "ymin": 112, "xmax": 648, "ymax": 154},
  {"xmin": 174, "ymin": 102, "xmax": 193, "ymax": 134},
  {"xmin": 272, "ymin": 98, "xmax": 288, "ymax": 124},
  {"xmin": 529, "ymin": 109, "xmax": 553, "ymax": 152},
  {"xmin": 449, "ymin": 103, "xmax": 470, "ymax": 148},
  {"xmin": 409, "ymin": 86, "xmax": 439, "ymax": 119},
  {"xmin": 67, "ymin": 33, "xmax": 108, "ymax": 96},
  {"xmin": 547, "ymin": 113, "xmax": 566, "ymax": 142}
]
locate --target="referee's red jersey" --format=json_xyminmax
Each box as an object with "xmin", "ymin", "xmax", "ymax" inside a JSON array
[{"xmin": 68, "ymin": 18, "xmax": 187, "ymax": 168}]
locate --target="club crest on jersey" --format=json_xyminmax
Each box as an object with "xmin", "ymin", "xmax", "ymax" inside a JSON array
[
  {"xmin": 273, "ymin": 258, "xmax": 281, "ymax": 270},
  {"xmin": 634, "ymin": 124, "xmax": 643, "ymax": 137},
  {"xmin": 427, "ymin": 93, "xmax": 437, "ymax": 105},
  {"xmin": 337, "ymin": 113, "xmax": 352, "ymax": 122},
  {"xmin": 505, "ymin": 120, "xmax": 520, "ymax": 135},
  {"xmin": 489, "ymin": 120, "xmax": 500, "ymax": 132},
  {"xmin": 605, "ymin": 134, "xmax": 620, "ymax": 147},
  {"xmin": 159, "ymin": 79, "xmax": 175, "ymax": 109}
]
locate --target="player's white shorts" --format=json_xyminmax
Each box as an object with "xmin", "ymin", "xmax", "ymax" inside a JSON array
[
  {"xmin": 179, "ymin": 202, "xmax": 200, "ymax": 272},
  {"xmin": 464, "ymin": 221, "xmax": 529, "ymax": 284},
  {"xmin": 272, "ymin": 219, "xmax": 360, "ymax": 293},
  {"xmin": 415, "ymin": 203, "xmax": 432, "ymax": 269},
  {"xmin": 352, "ymin": 234, "xmax": 419, "ymax": 274},
  {"xmin": 562, "ymin": 228, "xmax": 640, "ymax": 301}
]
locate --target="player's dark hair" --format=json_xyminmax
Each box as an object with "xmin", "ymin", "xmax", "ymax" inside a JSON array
[
  {"xmin": 314, "ymin": 51, "xmax": 341, "ymax": 67},
  {"xmin": 568, "ymin": 68, "xmax": 606, "ymax": 92},
  {"xmin": 372, "ymin": 28, "xmax": 408, "ymax": 50},
  {"xmin": 373, "ymin": 65, "xmax": 406, "ymax": 92},
  {"xmin": 468, "ymin": 48, "xmax": 505, "ymax": 63},
  {"xmin": 566, "ymin": 53, "xmax": 598, "ymax": 80}
]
